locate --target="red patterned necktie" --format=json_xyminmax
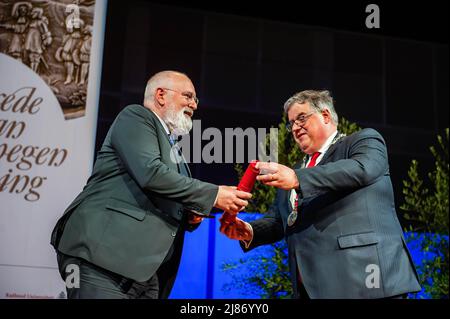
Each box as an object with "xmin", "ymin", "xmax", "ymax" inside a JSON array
[{"xmin": 307, "ymin": 151, "xmax": 321, "ymax": 168}]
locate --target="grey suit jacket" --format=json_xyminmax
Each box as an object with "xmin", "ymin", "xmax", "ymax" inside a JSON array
[
  {"xmin": 51, "ymin": 104, "xmax": 218, "ymax": 298},
  {"xmin": 244, "ymin": 128, "xmax": 421, "ymax": 298}
]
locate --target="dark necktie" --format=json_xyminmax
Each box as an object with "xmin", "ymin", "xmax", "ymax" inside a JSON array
[{"xmin": 168, "ymin": 134, "xmax": 177, "ymax": 146}]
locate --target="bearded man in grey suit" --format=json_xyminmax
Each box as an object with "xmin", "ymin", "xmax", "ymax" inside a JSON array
[
  {"xmin": 51, "ymin": 70, "xmax": 252, "ymax": 299},
  {"xmin": 220, "ymin": 90, "xmax": 421, "ymax": 299}
]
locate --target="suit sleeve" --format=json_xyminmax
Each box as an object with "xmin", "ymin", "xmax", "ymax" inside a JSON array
[
  {"xmin": 110, "ymin": 106, "xmax": 218, "ymax": 215},
  {"xmin": 240, "ymin": 189, "xmax": 285, "ymax": 252},
  {"xmin": 296, "ymin": 128, "xmax": 389, "ymax": 199}
]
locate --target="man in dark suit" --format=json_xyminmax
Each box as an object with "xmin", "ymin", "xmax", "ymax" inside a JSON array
[
  {"xmin": 51, "ymin": 70, "xmax": 252, "ymax": 299},
  {"xmin": 220, "ymin": 90, "xmax": 421, "ymax": 299}
]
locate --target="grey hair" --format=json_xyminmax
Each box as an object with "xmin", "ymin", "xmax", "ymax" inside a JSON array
[
  {"xmin": 283, "ymin": 90, "xmax": 339, "ymax": 124},
  {"xmin": 143, "ymin": 70, "xmax": 188, "ymax": 104}
]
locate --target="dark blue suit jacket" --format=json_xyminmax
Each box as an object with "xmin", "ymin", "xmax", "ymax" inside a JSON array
[{"xmin": 244, "ymin": 128, "xmax": 421, "ymax": 298}]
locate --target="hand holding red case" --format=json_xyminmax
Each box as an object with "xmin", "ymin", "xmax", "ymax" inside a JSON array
[{"xmin": 222, "ymin": 160, "xmax": 259, "ymax": 223}]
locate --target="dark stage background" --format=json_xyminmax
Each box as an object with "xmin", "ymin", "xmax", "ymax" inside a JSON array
[{"xmin": 95, "ymin": 1, "xmax": 449, "ymax": 224}]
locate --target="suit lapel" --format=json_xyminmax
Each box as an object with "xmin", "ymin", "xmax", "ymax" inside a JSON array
[
  {"xmin": 145, "ymin": 108, "xmax": 174, "ymax": 146},
  {"xmin": 179, "ymin": 151, "xmax": 192, "ymax": 177},
  {"xmin": 146, "ymin": 109, "xmax": 189, "ymax": 174},
  {"xmin": 319, "ymin": 132, "xmax": 346, "ymax": 164},
  {"xmin": 170, "ymin": 136, "xmax": 192, "ymax": 177}
]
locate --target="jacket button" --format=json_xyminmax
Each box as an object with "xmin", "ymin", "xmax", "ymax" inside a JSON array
[{"xmin": 171, "ymin": 231, "xmax": 176, "ymax": 237}]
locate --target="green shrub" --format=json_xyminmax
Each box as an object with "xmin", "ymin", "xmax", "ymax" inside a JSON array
[{"xmin": 401, "ymin": 128, "xmax": 449, "ymax": 299}]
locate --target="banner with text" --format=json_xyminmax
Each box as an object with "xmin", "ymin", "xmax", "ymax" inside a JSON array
[{"xmin": 0, "ymin": 0, "xmax": 107, "ymax": 299}]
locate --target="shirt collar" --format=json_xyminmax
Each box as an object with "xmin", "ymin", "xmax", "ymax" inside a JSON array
[
  {"xmin": 318, "ymin": 130, "xmax": 338, "ymax": 155},
  {"xmin": 304, "ymin": 130, "xmax": 338, "ymax": 167},
  {"xmin": 151, "ymin": 110, "xmax": 171, "ymax": 135}
]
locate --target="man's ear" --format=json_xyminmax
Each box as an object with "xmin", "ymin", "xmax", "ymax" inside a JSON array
[
  {"xmin": 322, "ymin": 108, "xmax": 332, "ymax": 124},
  {"xmin": 155, "ymin": 88, "xmax": 166, "ymax": 106}
]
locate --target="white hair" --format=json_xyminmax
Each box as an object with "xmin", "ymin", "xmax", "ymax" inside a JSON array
[{"xmin": 283, "ymin": 90, "xmax": 339, "ymax": 124}]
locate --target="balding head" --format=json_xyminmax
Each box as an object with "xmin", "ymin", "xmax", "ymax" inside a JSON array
[
  {"xmin": 143, "ymin": 70, "xmax": 197, "ymax": 135},
  {"xmin": 143, "ymin": 70, "xmax": 191, "ymax": 108}
]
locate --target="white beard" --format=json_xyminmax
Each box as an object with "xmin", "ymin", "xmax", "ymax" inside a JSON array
[{"xmin": 163, "ymin": 104, "xmax": 193, "ymax": 136}]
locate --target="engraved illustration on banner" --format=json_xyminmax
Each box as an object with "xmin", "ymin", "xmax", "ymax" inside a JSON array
[{"xmin": 0, "ymin": 0, "xmax": 95, "ymax": 120}]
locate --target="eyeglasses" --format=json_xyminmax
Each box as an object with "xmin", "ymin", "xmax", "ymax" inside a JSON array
[
  {"xmin": 161, "ymin": 88, "xmax": 199, "ymax": 105},
  {"xmin": 286, "ymin": 112, "xmax": 315, "ymax": 132}
]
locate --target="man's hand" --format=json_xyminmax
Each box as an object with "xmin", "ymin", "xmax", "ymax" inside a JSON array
[
  {"xmin": 219, "ymin": 215, "xmax": 253, "ymax": 241},
  {"xmin": 187, "ymin": 212, "xmax": 204, "ymax": 224},
  {"xmin": 255, "ymin": 162, "xmax": 299, "ymax": 190},
  {"xmin": 214, "ymin": 186, "xmax": 252, "ymax": 214}
]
